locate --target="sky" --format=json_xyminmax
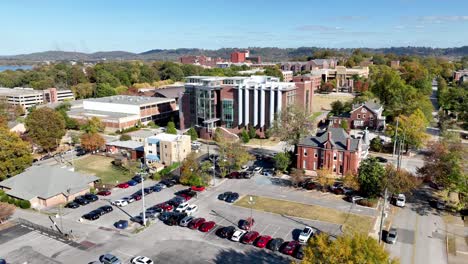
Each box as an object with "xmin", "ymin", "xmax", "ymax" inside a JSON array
[{"xmin": 0, "ymin": 0, "xmax": 467, "ymax": 55}]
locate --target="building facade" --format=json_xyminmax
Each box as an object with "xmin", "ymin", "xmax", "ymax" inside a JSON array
[
  {"xmin": 281, "ymin": 70, "xmax": 293, "ymax": 82},
  {"xmin": 292, "ymin": 75, "xmax": 321, "ymax": 114},
  {"xmin": 329, "ymin": 101, "xmax": 385, "ymax": 131},
  {"xmin": 296, "ymin": 128, "xmax": 367, "ymax": 176},
  {"xmin": 180, "ymin": 76, "xmax": 297, "ymax": 139},
  {"xmin": 0, "ymin": 87, "xmax": 74, "ymax": 109},
  {"xmin": 280, "ymin": 59, "xmax": 337, "ymax": 73},
  {"xmin": 144, "ymin": 133, "xmax": 191, "ymax": 165}
]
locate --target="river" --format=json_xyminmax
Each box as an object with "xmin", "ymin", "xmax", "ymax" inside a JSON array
[{"xmin": 0, "ymin": 65, "xmax": 34, "ymax": 72}]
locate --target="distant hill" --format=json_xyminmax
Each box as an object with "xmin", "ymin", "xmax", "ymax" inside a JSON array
[{"xmin": 1, "ymin": 46, "xmax": 466, "ymax": 62}]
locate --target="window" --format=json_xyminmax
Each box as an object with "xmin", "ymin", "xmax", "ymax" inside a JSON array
[
  {"xmin": 303, "ymin": 149, "xmax": 308, "ymax": 157},
  {"xmin": 363, "ymin": 114, "xmax": 366, "ymax": 118},
  {"xmin": 148, "ymin": 150, "xmax": 153, "ymax": 154},
  {"xmin": 148, "ymin": 143, "xmax": 152, "ymax": 146},
  {"xmin": 314, "ymin": 152, "xmax": 318, "ymax": 158},
  {"xmin": 303, "ymin": 160, "xmax": 307, "ymax": 169},
  {"xmin": 165, "ymin": 145, "xmax": 167, "ymax": 149},
  {"xmin": 333, "ymin": 165, "xmax": 336, "ymax": 172},
  {"xmin": 357, "ymin": 114, "xmax": 361, "ymax": 119},
  {"xmin": 333, "ymin": 153, "xmax": 337, "ymax": 160},
  {"xmin": 313, "ymin": 162, "xmax": 316, "ymax": 170},
  {"xmin": 370, "ymin": 116, "xmax": 374, "ymax": 120}
]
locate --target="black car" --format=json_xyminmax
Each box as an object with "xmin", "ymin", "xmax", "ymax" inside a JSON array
[
  {"xmin": 158, "ymin": 212, "xmax": 174, "ymax": 221},
  {"xmin": 175, "ymin": 188, "xmax": 196, "ymax": 197},
  {"xmin": 161, "ymin": 180, "xmax": 175, "ymax": 188},
  {"xmin": 74, "ymin": 197, "xmax": 90, "ymax": 205},
  {"xmin": 216, "ymin": 226, "xmax": 236, "ymax": 238},
  {"xmin": 84, "ymin": 193, "xmax": 98, "ymax": 202},
  {"xmin": 82, "ymin": 212, "xmax": 100, "ymax": 221},
  {"xmin": 295, "ymin": 245, "xmax": 304, "ymax": 259},
  {"xmin": 376, "ymin": 156, "xmax": 388, "ymax": 163},
  {"xmin": 91, "ymin": 208, "xmax": 105, "ymax": 216},
  {"xmin": 144, "ymin": 187, "xmax": 154, "ymax": 194},
  {"xmin": 65, "ymin": 202, "xmax": 80, "ymax": 209},
  {"xmin": 76, "ymin": 149, "xmax": 87, "ymax": 156},
  {"xmin": 164, "ymin": 215, "xmax": 179, "ymax": 226},
  {"xmin": 218, "ymin": 192, "xmax": 232, "ymax": 201},
  {"xmin": 152, "ymin": 185, "xmax": 162, "ymax": 192},
  {"xmin": 268, "ymin": 238, "xmax": 284, "ymax": 251},
  {"xmin": 167, "ymin": 197, "xmax": 185, "ymax": 207},
  {"xmin": 99, "ymin": 205, "xmax": 113, "ymax": 213},
  {"xmin": 134, "ymin": 190, "xmax": 143, "ymax": 196},
  {"xmin": 226, "ymin": 193, "xmax": 239, "ymax": 203},
  {"xmin": 132, "ymin": 175, "xmax": 143, "ymax": 183}
]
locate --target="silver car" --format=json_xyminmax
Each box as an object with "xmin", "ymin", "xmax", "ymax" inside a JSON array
[
  {"xmin": 387, "ymin": 228, "xmax": 398, "ymax": 244},
  {"xmin": 179, "ymin": 216, "xmax": 194, "ymax": 227}
]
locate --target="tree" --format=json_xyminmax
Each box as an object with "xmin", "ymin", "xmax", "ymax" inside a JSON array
[
  {"xmin": 302, "ymin": 232, "xmax": 398, "ymax": 264},
  {"xmin": 343, "ymin": 171, "xmax": 360, "ymax": 190},
  {"xmin": 358, "ymin": 157, "xmax": 385, "ymax": 198},
  {"xmin": 290, "ymin": 168, "xmax": 305, "ymax": 186},
  {"xmin": 320, "ymin": 81, "xmax": 335, "ymax": 93},
  {"xmin": 383, "ymin": 164, "xmax": 419, "ymax": 194},
  {"xmin": 221, "ymin": 142, "xmax": 254, "ymax": 171},
  {"xmin": 81, "ymin": 117, "xmax": 104, "ymax": 133},
  {"xmin": 248, "ymin": 125, "xmax": 257, "ymax": 139},
  {"xmin": 71, "ymin": 83, "xmax": 95, "ymax": 99},
  {"xmin": 80, "ymin": 132, "xmax": 105, "ymax": 152},
  {"xmin": 241, "ymin": 129, "xmax": 250, "ymax": 143},
  {"xmin": 213, "ymin": 128, "xmax": 224, "ymax": 143},
  {"xmin": 370, "ymin": 137, "xmax": 383, "ymax": 152},
  {"xmin": 25, "ymin": 107, "xmax": 66, "ymax": 152},
  {"xmin": 180, "ymin": 153, "xmax": 207, "ymax": 186},
  {"xmin": 340, "ymin": 119, "xmax": 349, "ymax": 130},
  {"xmin": 119, "ymin": 134, "xmax": 131, "ymax": 141},
  {"xmin": 391, "ymin": 109, "xmax": 429, "ymax": 150},
  {"xmin": 166, "ymin": 121, "xmax": 177, "ymax": 135},
  {"xmin": 263, "ymin": 66, "xmax": 284, "ymax": 81},
  {"xmin": 186, "ymin": 127, "xmax": 198, "ymax": 141},
  {"xmin": 0, "ymin": 127, "xmax": 33, "ymax": 180},
  {"xmin": 95, "ymin": 83, "xmax": 116, "ymax": 97},
  {"xmin": 274, "ymin": 152, "xmax": 291, "ymax": 173},
  {"xmin": 0, "ymin": 202, "xmax": 15, "ymax": 223},
  {"xmin": 316, "ymin": 168, "xmax": 334, "ymax": 190},
  {"xmin": 271, "ymin": 105, "xmax": 316, "ymax": 148}
]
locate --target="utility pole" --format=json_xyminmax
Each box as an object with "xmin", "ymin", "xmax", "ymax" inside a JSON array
[
  {"xmin": 392, "ymin": 117, "xmax": 399, "ymax": 157},
  {"xmin": 140, "ymin": 160, "xmax": 147, "ymax": 226},
  {"xmin": 378, "ymin": 188, "xmax": 388, "ymax": 244}
]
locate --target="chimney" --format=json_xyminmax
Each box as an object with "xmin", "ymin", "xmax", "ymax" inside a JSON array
[
  {"xmin": 346, "ymin": 137, "xmax": 351, "ymax": 150},
  {"xmin": 327, "ymin": 131, "xmax": 332, "ymax": 141}
]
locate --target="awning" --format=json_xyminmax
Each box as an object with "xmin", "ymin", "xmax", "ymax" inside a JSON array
[{"xmin": 146, "ymin": 154, "xmax": 160, "ymax": 161}]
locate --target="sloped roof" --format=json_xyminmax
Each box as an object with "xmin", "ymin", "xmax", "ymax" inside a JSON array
[
  {"xmin": 351, "ymin": 100, "xmax": 382, "ymax": 114},
  {"xmin": 298, "ymin": 127, "xmax": 360, "ymax": 151},
  {"xmin": 0, "ymin": 166, "xmax": 98, "ymax": 200},
  {"xmin": 154, "ymin": 87, "xmax": 185, "ymax": 99},
  {"xmin": 106, "ymin": 140, "xmax": 144, "ymax": 151}
]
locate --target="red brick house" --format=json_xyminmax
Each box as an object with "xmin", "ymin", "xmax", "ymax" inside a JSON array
[
  {"xmin": 296, "ymin": 128, "xmax": 369, "ymax": 175},
  {"xmin": 329, "ymin": 101, "xmax": 385, "ymax": 131}
]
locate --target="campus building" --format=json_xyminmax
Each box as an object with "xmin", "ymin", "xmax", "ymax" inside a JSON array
[
  {"xmin": 67, "ymin": 95, "xmax": 178, "ymax": 131},
  {"xmin": 329, "ymin": 101, "xmax": 386, "ymax": 131},
  {"xmin": 144, "ymin": 133, "xmax": 191, "ymax": 165},
  {"xmin": 280, "ymin": 59, "xmax": 337, "ymax": 73},
  {"xmin": 0, "ymin": 87, "xmax": 75, "ymax": 109},
  {"xmin": 311, "ymin": 66, "xmax": 369, "ymax": 92},
  {"xmin": 292, "ymin": 75, "xmax": 321, "ymax": 114},
  {"xmin": 179, "ymin": 75, "xmax": 297, "ymax": 139}
]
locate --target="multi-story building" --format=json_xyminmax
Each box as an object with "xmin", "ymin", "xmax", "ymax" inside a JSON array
[
  {"xmin": 231, "ymin": 51, "xmax": 248, "ymax": 63},
  {"xmin": 180, "ymin": 75, "xmax": 297, "ymax": 139},
  {"xmin": 0, "ymin": 87, "xmax": 75, "ymax": 109},
  {"xmin": 68, "ymin": 95, "xmax": 178, "ymax": 131},
  {"xmin": 144, "ymin": 133, "xmax": 191, "ymax": 165},
  {"xmin": 179, "ymin": 55, "xmax": 224, "ymax": 68},
  {"xmin": 43, "ymin": 88, "xmax": 75, "ymax": 103},
  {"xmin": 292, "ymin": 75, "xmax": 321, "ymax": 114},
  {"xmin": 311, "ymin": 66, "xmax": 369, "ymax": 92},
  {"xmin": 280, "ymin": 59, "xmax": 336, "ymax": 73},
  {"xmin": 329, "ymin": 101, "xmax": 386, "ymax": 131},
  {"xmin": 296, "ymin": 127, "xmax": 369, "ymax": 176},
  {"xmin": 281, "ymin": 71, "xmax": 293, "ymax": 82},
  {"xmin": 453, "ymin": 69, "xmax": 468, "ymax": 83}
]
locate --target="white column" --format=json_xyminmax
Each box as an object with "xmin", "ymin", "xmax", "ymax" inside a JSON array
[
  {"xmin": 253, "ymin": 85, "xmax": 258, "ymax": 126},
  {"xmin": 260, "ymin": 86, "xmax": 265, "ymax": 127},
  {"xmin": 244, "ymin": 87, "xmax": 249, "ymax": 126},
  {"xmin": 238, "ymin": 88, "xmax": 243, "ymax": 126},
  {"xmin": 269, "ymin": 87, "xmax": 274, "ymax": 125},
  {"xmin": 277, "ymin": 88, "xmax": 282, "ymax": 113}
]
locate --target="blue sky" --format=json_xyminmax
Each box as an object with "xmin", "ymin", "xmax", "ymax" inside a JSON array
[{"xmin": 1, "ymin": 0, "xmax": 467, "ymax": 55}]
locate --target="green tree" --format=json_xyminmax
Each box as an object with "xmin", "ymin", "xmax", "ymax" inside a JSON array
[
  {"xmin": 71, "ymin": 83, "xmax": 95, "ymax": 99},
  {"xmin": 248, "ymin": 125, "xmax": 257, "ymax": 139},
  {"xmin": 263, "ymin": 66, "xmax": 284, "ymax": 81},
  {"xmin": 159, "ymin": 62, "xmax": 184, "ymax": 81},
  {"xmin": 343, "ymin": 171, "xmax": 360, "ymax": 190},
  {"xmin": 95, "ymin": 83, "xmax": 116, "ymax": 97},
  {"xmin": 180, "ymin": 153, "xmax": 207, "ymax": 186},
  {"xmin": 340, "ymin": 119, "xmax": 349, "ymax": 130},
  {"xmin": 119, "ymin": 134, "xmax": 131, "ymax": 141},
  {"xmin": 370, "ymin": 137, "xmax": 383, "ymax": 152},
  {"xmin": 302, "ymin": 232, "xmax": 399, "ymax": 264},
  {"xmin": 186, "ymin": 127, "xmax": 198, "ymax": 141},
  {"xmin": 395, "ymin": 109, "xmax": 429, "ymax": 150},
  {"xmin": 166, "ymin": 121, "xmax": 177, "ymax": 134},
  {"xmin": 213, "ymin": 128, "xmax": 223, "ymax": 143},
  {"xmin": 358, "ymin": 157, "xmax": 385, "ymax": 198},
  {"xmin": 80, "ymin": 117, "xmax": 104, "ymax": 133},
  {"xmin": 220, "ymin": 142, "xmax": 254, "ymax": 170},
  {"xmin": 274, "ymin": 152, "xmax": 291, "ymax": 173},
  {"xmin": 25, "ymin": 107, "xmax": 66, "ymax": 152},
  {"xmin": 0, "ymin": 127, "xmax": 33, "ymax": 180},
  {"xmin": 240, "ymin": 129, "xmax": 250, "ymax": 143},
  {"xmin": 384, "ymin": 164, "xmax": 419, "ymax": 194}
]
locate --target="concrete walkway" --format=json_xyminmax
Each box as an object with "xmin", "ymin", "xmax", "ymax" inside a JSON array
[{"xmin": 447, "ymin": 216, "xmax": 468, "ymax": 264}]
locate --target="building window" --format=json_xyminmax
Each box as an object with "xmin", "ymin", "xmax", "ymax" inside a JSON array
[
  {"xmin": 303, "ymin": 160, "xmax": 307, "ymax": 169},
  {"xmin": 165, "ymin": 145, "xmax": 167, "ymax": 149},
  {"xmin": 363, "ymin": 114, "xmax": 366, "ymax": 118},
  {"xmin": 313, "ymin": 162, "xmax": 316, "ymax": 170},
  {"xmin": 333, "ymin": 153, "xmax": 337, "ymax": 160},
  {"xmin": 148, "ymin": 143, "xmax": 152, "ymax": 146},
  {"xmin": 314, "ymin": 152, "xmax": 318, "ymax": 158},
  {"xmin": 333, "ymin": 165, "xmax": 336, "ymax": 172},
  {"xmin": 303, "ymin": 149, "xmax": 307, "ymax": 157},
  {"xmin": 148, "ymin": 150, "xmax": 153, "ymax": 154},
  {"xmin": 340, "ymin": 152, "xmax": 344, "ymax": 161},
  {"xmin": 340, "ymin": 165, "xmax": 343, "ymax": 174},
  {"xmin": 370, "ymin": 116, "xmax": 374, "ymax": 120},
  {"xmin": 357, "ymin": 114, "xmax": 361, "ymax": 119}
]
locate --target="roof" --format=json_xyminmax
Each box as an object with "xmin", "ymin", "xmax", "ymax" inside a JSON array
[
  {"xmin": 298, "ymin": 127, "xmax": 360, "ymax": 151},
  {"xmin": 125, "ymin": 129, "xmax": 159, "ymax": 139},
  {"xmin": 106, "ymin": 140, "xmax": 144, "ymax": 150},
  {"xmin": 67, "ymin": 108, "xmax": 139, "ymax": 120},
  {"xmin": 0, "ymin": 166, "xmax": 98, "ymax": 200},
  {"xmin": 149, "ymin": 133, "xmax": 188, "ymax": 142},
  {"xmin": 85, "ymin": 95, "xmax": 174, "ymax": 106},
  {"xmin": 154, "ymin": 87, "xmax": 185, "ymax": 99},
  {"xmin": 351, "ymin": 100, "xmax": 382, "ymax": 114},
  {"xmin": 0, "ymin": 87, "xmax": 42, "ymax": 96}
]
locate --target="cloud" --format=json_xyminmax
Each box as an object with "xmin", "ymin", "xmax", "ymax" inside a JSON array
[
  {"xmin": 295, "ymin": 25, "xmax": 343, "ymax": 32},
  {"xmin": 414, "ymin": 16, "xmax": 468, "ymax": 23}
]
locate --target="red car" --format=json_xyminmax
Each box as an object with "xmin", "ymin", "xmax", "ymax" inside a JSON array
[
  {"xmin": 282, "ymin": 241, "xmax": 300, "ymax": 255},
  {"xmin": 239, "ymin": 218, "xmax": 255, "ymax": 230},
  {"xmin": 156, "ymin": 203, "xmax": 173, "ymax": 212},
  {"xmin": 188, "ymin": 218, "xmax": 206, "ymax": 229},
  {"xmin": 97, "ymin": 190, "xmax": 111, "ymax": 196},
  {"xmin": 255, "ymin": 235, "xmax": 272, "ymax": 248},
  {"xmin": 117, "ymin": 182, "xmax": 129, "ymax": 189},
  {"xmin": 241, "ymin": 231, "xmax": 260, "ymax": 244},
  {"xmin": 191, "ymin": 186, "xmax": 206, "ymax": 192},
  {"xmin": 133, "ymin": 194, "xmax": 142, "ymax": 201},
  {"xmin": 199, "ymin": 221, "xmax": 216, "ymax": 232},
  {"xmin": 179, "ymin": 193, "xmax": 192, "ymax": 201},
  {"xmin": 228, "ymin": 172, "xmax": 240, "ymax": 179}
]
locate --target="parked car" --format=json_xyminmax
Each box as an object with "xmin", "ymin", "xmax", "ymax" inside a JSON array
[
  {"xmin": 185, "ymin": 204, "xmax": 199, "ymax": 215},
  {"xmin": 82, "ymin": 212, "xmax": 100, "ymax": 221},
  {"xmin": 396, "ymin": 194, "xmax": 406, "ymax": 207},
  {"xmin": 228, "ymin": 172, "xmax": 240, "ymax": 179},
  {"xmin": 161, "ymin": 180, "xmax": 175, "ymax": 188},
  {"xmin": 99, "ymin": 254, "xmax": 121, "ymax": 264},
  {"xmin": 99, "ymin": 205, "xmax": 113, "ymax": 214},
  {"xmin": 255, "ymin": 235, "xmax": 272, "ymax": 248},
  {"xmin": 231, "ymin": 229, "xmax": 247, "ymax": 242},
  {"xmin": 241, "ymin": 231, "xmax": 260, "ymax": 244},
  {"xmin": 295, "ymin": 245, "xmax": 305, "ymax": 259},
  {"xmin": 239, "ymin": 218, "xmax": 255, "ymax": 230},
  {"xmin": 123, "ymin": 196, "xmax": 136, "ymax": 203},
  {"xmin": 199, "ymin": 221, "xmax": 216, "ymax": 232},
  {"xmin": 155, "ymin": 183, "xmax": 167, "ymax": 189},
  {"xmin": 117, "ymin": 182, "xmax": 129, "ymax": 189},
  {"xmin": 216, "ymin": 226, "xmax": 236, "ymax": 238},
  {"xmin": 84, "ymin": 193, "xmax": 98, "ymax": 202},
  {"xmin": 112, "ymin": 199, "xmax": 128, "ymax": 207},
  {"xmin": 74, "ymin": 197, "xmax": 90, "ymax": 205},
  {"xmin": 387, "ymin": 228, "xmax": 398, "ymax": 244},
  {"xmin": 179, "ymin": 216, "xmax": 194, "ymax": 227},
  {"xmin": 226, "ymin": 193, "xmax": 239, "ymax": 203},
  {"xmin": 131, "ymin": 256, "xmax": 153, "ymax": 264},
  {"xmin": 376, "ymin": 156, "xmax": 388, "ymax": 163},
  {"xmin": 127, "ymin": 180, "xmax": 138, "ymax": 186},
  {"xmin": 91, "ymin": 208, "xmax": 105, "ymax": 216},
  {"xmin": 152, "ymin": 185, "xmax": 162, "ymax": 192},
  {"xmin": 262, "ymin": 169, "xmax": 274, "ymax": 177},
  {"xmin": 65, "ymin": 202, "xmax": 80, "ymax": 209},
  {"xmin": 188, "ymin": 217, "xmax": 206, "ymax": 229},
  {"xmin": 253, "ymin": 167, "xmax": 263, "ymax": 173},
  {"xmin": 132, "ymin": 194, "xmax": 142, "ymax": 201},
  {"xmin": 164, "ymin": 215, "xmax": 179, "ymax": 226},
  {"xmin": 114, "ymin": 220, "xmax": 128, "ymax": 229},
  {"xmin": 298, "ymin": 226, "xmax": 315, "ymax": 244},
  {"xmin": 191, "ymin": 186, "xmax": 206, "ymax": 192},
  {"xmin": 175, "ymin": 188, "xmax": 196, "ymax": 197},
  {"xmin": 132, "ymin": 175, "xmax": 144, "ymax": 183},
  {"xmin": 155, "ymin": 203, "xmax": 173, "ymax": 212},
  {"xmin": 179, "ymin": 193, "xmax": 193, "ymax": 201},
  {"xmin": 175, "ymin": 202, "xmax": 189, "ymax": 213},
  {"xmin": 268, "ymin": 238, "xmax": 284, "ymax": 251},
  {"xmin": 76, "ymin": 149, "xmax": 87, "ymax": 156},
  {"xmin": 282, "ymin": 241, "xmax": 300, "ymax": 255},
  {"xmin": 242, "ymin": 171, "xmax": 253, "ymax": 179},
  {"xmin": 158, "ymin": 212, "xmax": 173, "ymax": 222},
  {"xmin": 97, "ymin": 190, "xmax": 111, "ymax": 196},
  {"xmin": 218, "ymin": 192, "xmax": 232, "ymax": 201},
  {"xmin": 143, "ymin": 187, "xmax": 153, "ymax": 195}
]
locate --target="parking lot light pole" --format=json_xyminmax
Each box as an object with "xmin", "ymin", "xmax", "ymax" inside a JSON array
[{"xmin": 140, "ymin": 159, "xmax": 146, "ymax": 226}]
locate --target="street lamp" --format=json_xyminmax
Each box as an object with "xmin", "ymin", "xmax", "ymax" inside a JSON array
[
  {"xmin": 139, "ymin": 158, "xmax": 147, "ymax": 226},
  {"xmin": 248, "ymin": 196, "xmax": 256, "ymax": 221}
]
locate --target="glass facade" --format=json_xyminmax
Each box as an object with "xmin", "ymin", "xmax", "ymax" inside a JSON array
[
  {"xmin": 196, "ymin": 89, "xmax": 215, "ymax": 121},
  {"xmin": 222, "ymin": 99, "xmax": 234, "ymax": 128}
]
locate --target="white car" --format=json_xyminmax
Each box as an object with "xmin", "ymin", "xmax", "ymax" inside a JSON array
[
  {"xmin": 123, "ymin": 196, "xmax": 135, "ymax": 203},
  {"xmin": 253, "ymin": 167, "xmax": 262, "ymax": 173},
  {"xmin": 231, "ymin": 229, "xmax": 247, "ymax": 242},
  {"xmin": 131, "ymin": 256, "xmax": 154, "ymax": 264},
  {"xmin": 298, "ymin": 226, "xmax": 315, "ymax": 244},
  {"xmin": 185, "ymin": 204, "xmax": 198, "ymax": 215},
  {"xmin": 112, "ymin": 199, "xmax": 128, "ymax": 207},
  {"xmin": 241, "ymin": 165, "xmax": 249, "ymax": 171},
  {"xmin": 396, "ymin": 194, "xmax": 406, "ymax": 207},
  {"xmin": 175, "ymin": 202, "xmax": 189, "ymax": 213}
]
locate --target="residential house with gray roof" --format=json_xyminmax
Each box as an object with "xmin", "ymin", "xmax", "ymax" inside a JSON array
[{"xmin": 329, "ymin": 100, "xmax": 386, "ymax": 131}]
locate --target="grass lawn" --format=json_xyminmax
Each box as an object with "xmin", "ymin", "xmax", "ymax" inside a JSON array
[
  {"xmin": 312, "ymin": 93, "xmax": 353, "ymax": 112},
  {"xmin": 234, "ymin": 195, "xmax": 374, "ymax": 234},
  {"xmin": 74, "ymin": 155, "xmax": 133, "ymax": 184},
  {"xmin": 245, "ymin": 137, "xmax": 281, "ymax": 147}
]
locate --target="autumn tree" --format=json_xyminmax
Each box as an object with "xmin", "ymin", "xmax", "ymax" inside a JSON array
[
  {"xmin": 80, "ymin": 117, "xmax": 104, "ymax": 133},
  {"xmin": 316, "ymin": 168, "xmax": 334, "ymax": 190},
  {"xmin": 271, "ymin": 105, "xmax": 316, "ymax": 148},
  {"xmin": 180, "ymin": 153, "xmax": 207, "ymax": 186},
  {"xmin": 302, "ymin": 232, "xmax": 398, "ymax": 264},
  {"xmin": 25, "ymin": 107, "xmax": 66, "ymax": 152},
  {"xmin": 221, "ymin": 142, "xmax": 254, "ymax": 171},
  {"xmin": 387, "ymin": 109, "xmax": 429, "ymax": 151},
  {"xmin": 0, "ymin": 202, "xmax": 15, "ymax": 223},
  {"xmin": 290, "ymin": 168, "xmax": 305, "ymax": 186},
  {"xmin": 274, "ymin": 152, "xmax": 291, "ymax": 173},
  {"xmin": 80, "ymin": 132, "xmax": 105, "ymax": 152},
  {"xmin": 358, "ymin": 157, "xmax": 385, "ymax": 198},
  {"xmin": 343, "ymin": 171, "xmax": 360, "ymax": 190},
  {"xmin": 383, "ymin": 164, "xmax": 419, "ymax": 194},
  {"xmin": 0, "ymin": 127, "xmax": 33, "ymax": 180}
]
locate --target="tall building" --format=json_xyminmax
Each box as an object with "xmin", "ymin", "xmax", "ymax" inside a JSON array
[
  {"xmin": 180, "ymin": 75, "xmax": 297, "ymax": 139},
  {"xmin": 231, "ymin": 51, "xmax": 247, "ymax": 63},
  {"xmin": 144, "ymin": 133, "xmax": 191, "ymax": 165},
  {"xmin": 0, "ymin": 87, "xmax": 75, "ymax": 109},
  {"xmin": 292, "ymin": 75, "xmax": 321, "ymax": 114}
]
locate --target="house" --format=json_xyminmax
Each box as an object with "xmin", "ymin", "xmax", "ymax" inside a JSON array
[
  {"xmin": 0, "ymin": 166, "xmax": 98, "ymax": 209},
  {"xmin": 125, "ymin": 129, "xmax": 159, "ymax": 143},
  {"xmin": 329, "ymin": 100, "xmax": 385, "ymax": 131},
  {"xmin": 105, "ymin": 140, "xmax": 145, "ymax": 160},
  {"xmin": 144, "ymin": 133, "xmax": 191, "ymax": 165},
  {"xmin": 296, "ymin": 127, "xmax": 369, "ymax": 176}
]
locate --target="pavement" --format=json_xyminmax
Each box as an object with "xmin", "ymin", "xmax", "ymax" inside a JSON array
[{"xmin": 446, "ymin": 215, "xmax": 468, "ymax": 264}]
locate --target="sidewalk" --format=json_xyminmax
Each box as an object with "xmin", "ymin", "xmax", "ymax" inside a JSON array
[{"xmin": 446, "ymin": 215, "xmax": 468, "ymax": 264}]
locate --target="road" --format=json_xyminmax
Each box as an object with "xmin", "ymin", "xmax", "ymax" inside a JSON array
[{"xmin": 386, "ymin": 186, "xmax": 447, "ymax": 264}]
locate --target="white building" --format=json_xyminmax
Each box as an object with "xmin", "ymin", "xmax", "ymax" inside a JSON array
[
  {"xmin": 0, "ymin": 88, "xmax": 44, "ymax": 109},
  {"xmin": 144, "ymin": 133, "xmax": 191, "ymax": 165}
]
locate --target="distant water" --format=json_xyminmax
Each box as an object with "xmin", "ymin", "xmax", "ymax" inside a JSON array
[{"xmin": 0, "ymin": 65, "xmax": 34, "ymax": 72}]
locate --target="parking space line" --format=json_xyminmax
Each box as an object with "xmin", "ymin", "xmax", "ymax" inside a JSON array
[
  {"xmin": 270, "ymin": 226, "xmax": 281, "ymax": 238},
  {"xmin": 259, "ymin": 224, "xmax": 271, "ymax": 234},
  {"xmin": 282, "ymin": 228, "xmax": 294, "ymax": 240}
]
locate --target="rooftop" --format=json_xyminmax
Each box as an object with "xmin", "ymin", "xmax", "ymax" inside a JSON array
[
  {"xmin": 148, "ymin": 133, "xmax": 188, "ymax": 142},
  {"xmin": 125, "ymin": 129, "xmax": 159, "ymax": 139},
  {"xmin": 106, "ymin": 140, "xmax": 144, "ymax": 150},
  {"xmin": 0, "ymin": 87, "xmax": 43, "ymax": 96},
  {"xmin": 0, "ymin": 165, "xmax": 98, "ymax": 200},
  {"xmin": 298, "ymin": 127, "xmax": 360, "ymax": 151},
  {"xmin": 85, "ymin": 95, "xmax": 175, "ymax": 106},
  {"xmin": 67, "ymin": 108, "xmax": 138, "ymax": 120},
  {"xmin": 154, "ymin": 87, "xmax": 185, "ymax": 99}
]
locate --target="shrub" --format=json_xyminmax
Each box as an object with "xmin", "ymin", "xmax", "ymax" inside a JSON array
[
  {"xmin": 357, "ymin": 198, "xmax": 378, "ymax": 208},
  {"xmin": 119, "ymin": 134, "xmax": 131, "ymax": 141},
  {"xmin": 147, "ymin": 121, "xmax": 158, "ymax": 128},
  {"xmin": 241, "ymin": 130, "xmax": 250, "ymax": 143},
  {"xmin": 19, "ymin": 200, "xmax": 31, "ymax": 209},
  {"xmin": 90, "ymin": 187, "xmax": 97, "ymax": 194}
]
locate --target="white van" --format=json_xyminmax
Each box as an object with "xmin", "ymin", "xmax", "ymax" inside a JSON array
[{"xmin": 396, "ymin": 194, "xmax": 406, "ymax": 207}]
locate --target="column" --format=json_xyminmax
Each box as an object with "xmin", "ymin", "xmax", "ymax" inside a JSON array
[
  {"xmin": 238, "ymin": 88, "xmax": 243, "ymax": 126},
  {"xmin": 244, "ymin": 87, "xmax": 249, "ymax": 126},
  {"xmin": 277, "ymin": 87, "xmax": 282, "ymax": 113},
  {"xmin": 269, "ymin": 87, "xmax": 274, "ymax": 125},
  {"xmin": 260, "ymin": 86, "xmax": 265, "ymax": 127},
  {"xmin": 253, "ymin": 85, "xmax": 258, "ymax": 126}
]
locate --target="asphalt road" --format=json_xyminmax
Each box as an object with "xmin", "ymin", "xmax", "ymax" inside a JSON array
[{"xmin": 386, "ymin": 186, "xmax": 447, "ymax": 264}]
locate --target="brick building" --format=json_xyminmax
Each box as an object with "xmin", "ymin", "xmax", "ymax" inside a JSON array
[
  {"xmin": 296, "ymin": 127, "xmax": 369, "ymax": 176},
  {"xmin": 292, "ymin": 75, "xmax": 321, "ymax": 114},
  {"xmin": 329, "ymin": 101, "xmax": 385, "ymax": 131},
  {"xmin": 179, "ymin": 55, "xmax": 224, "ymax": 68},
  {"xmin": 280, "ymin": 59, "xmax": 336, "ymax": 73}
]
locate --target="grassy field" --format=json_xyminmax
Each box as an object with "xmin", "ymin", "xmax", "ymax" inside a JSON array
[
  {"xmin": 245, "ymin": 137, "xmax": 282, "ymax": 147},
  {"xmin": 74, "ymin": 155, "xmax": 133, "ymax": 184},
  {"xmin": 312, "ymin": 93, "xmax": 354, "ymax": 113},
  {"xmin": 234, "ymin": 195, "xmax": 374, "ymax": 234}
]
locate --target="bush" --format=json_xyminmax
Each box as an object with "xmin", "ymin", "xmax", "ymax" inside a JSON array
[
  {"xmin": 118, "ymin": 126, "xmax": 140, "ymax": 134},
  {"xmin": 370, "ymin": 138, "xmax": 383, "ymax": 152},
  {"xmin": 119, "ymin": 134, "xmax": 131, "ymax": 141},
  {"xmin": 357, "ymin": 198, "xmax": 378, "ymax": 208},
  {"xmin": 147, "ymin": 121, "xmax": 159, "ymax": 128},
  {"xmin": 90, "ymin": 187, "xmax": 97, "ymax": 194},
  {"xmin": 241, "ymin": 130, "xmax": 250, "ymax": 143},
  {"xmin": 0, "ymin": 195, "xmax": 7, "ymax": 203},
  {"xmin": 19, "ymin": 200, "xmax": 31, "ymax": 209}
]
